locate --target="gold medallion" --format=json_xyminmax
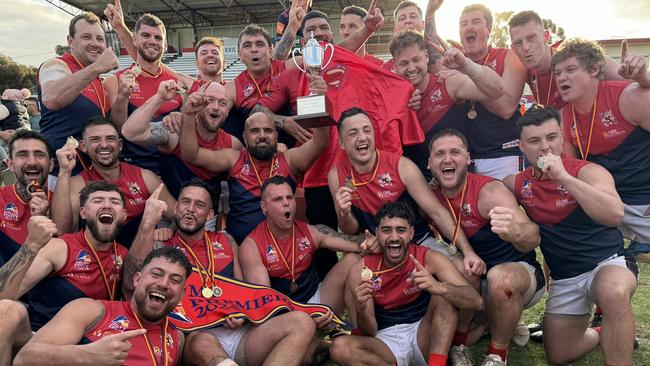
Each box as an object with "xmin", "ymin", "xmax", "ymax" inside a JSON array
[
  {"xmin": 26, "ymin": 180, "xmax": 43, "ymax": 194},
  {"xmin": 360, "ymin": 266, "xmax": 373, "ymax": 281},
  {"xmin": 467, "ymin": 108, "xmax": 478, "ymax": 120},
  {"xmin": 536, "ymin": 156, "xmax": 546, "ymax": 169},
  {"xmin": 66, "ymin": 136, "xmax": 79, "ymax": 149},
  {"xmin": 212, "ymin": 286, "xmax": 223, "ymax": 297},
  {"xmin": 201, "ymin": 286, "xmax": 214, "ymax": 298},
  {"xmin": 344, "ymin": 176, "xmax": 355, "ymax": 190},
  {"xmin": 447, "ymin": 244, "xmax": 458, "ymax": 256},
  {"xmin": 132, "ymin": 65, "xmax": 142, "ymax": 77},
  {"xmin": 289, "ymin": 280, "xmax": 298, "ymax": 293}
]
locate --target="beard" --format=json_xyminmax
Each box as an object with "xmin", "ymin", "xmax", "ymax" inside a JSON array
[
  {"xmin": 138, "ymin": 46, "xmax": 163, "ymax": 63},
  {"xmin": 175, "ymin": 215, "xmax": 207, "ymax": 236},
  {"xmin": 133, "ymin": 288, "xmax": 174, "ymax": 323},
  {"xmin": 86, "ymin": 217, "xmax": 121, "ymax": 243},
  {"xmin": 248, "ymin": 143, "xmax": 277, "ymax": 161}
]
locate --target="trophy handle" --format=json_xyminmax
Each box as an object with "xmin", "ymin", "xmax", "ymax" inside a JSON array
[
  {"xmin": 292, "ymin": 48, "xmax": 307, "ymax": 73},
  {"xmin": 322, "ymin": 43, "xmax": 335, "ymax": 69}
]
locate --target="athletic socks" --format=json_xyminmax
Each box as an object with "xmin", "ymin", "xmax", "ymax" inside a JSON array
[
  {"xmin": 487, "ymin": 341, "xmax": 509, "ymax": 361},
  {"xmin": 428, "ymin": 353, "xmax": 448, "ymax": 366},
  {"xmin": 452, "ymin": 331, "xmax": 468, "ymax": 346}
]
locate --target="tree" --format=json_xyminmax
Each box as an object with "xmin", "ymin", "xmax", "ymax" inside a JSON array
[
  {"xmin": 0, "ymin": 55, "xmax": 38, "ymax": 93},
  {"xmin": 490, "ymin": 11, "xmax": 566, "ymax": 48},
  {"xmin": 55, "ymin": 45, "xmax": 71, "ymax": 56}
]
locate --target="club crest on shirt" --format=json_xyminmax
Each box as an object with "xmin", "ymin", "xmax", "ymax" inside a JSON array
[
  {"xmin": 74, "ymin": 250, "xmax": 92, "ymax": 270},
  {"xmin": 266, "ymin": 244, "xmax": 279, "ymax": 263},
  {"xmin": 324, "ymin": 64, "xmax": 347, "ymax": 89},
  {"xmin": 243, "ymin": 85, "xmax": 255, "ymax": 99},
  {"xmin": 521, "ymin": 179, "xmax": 533, "ymax": 198},
  {"xmin": 430, "ymin": 88, "xmax": 442, "ymax": 103},
  {"xmin": 298, "ymin": 237, "xmax": 311, "ymax": 251},
  {"xmin": 377, "ymin": 173, "xmax": 393, "ymax": 188},
  {"xmin": 599, "ymin": 110, "xmax": 617, "ymax": 127},
  {"xmin": 3, "ymin": 203, "xmax": 18, "ymax": 221},
  {"xmin": 127, "ymin": 182, "xmax": 144, "ymax": 196},
  {"xmin": 108, "ymin": 314, "xmax": 129, "ymax": 331}
]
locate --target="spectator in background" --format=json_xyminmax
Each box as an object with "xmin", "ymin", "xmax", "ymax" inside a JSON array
[
  {"xmin": 1, "ymin": 89, "xmax": 30, "ymax": 131},
  {"xmin": 24, "ymin": 97, "xmax": 41, "ymax": 132},
  {"xmin": 275, "ymin": 0, "xmax": 312, "ymax": 44}
]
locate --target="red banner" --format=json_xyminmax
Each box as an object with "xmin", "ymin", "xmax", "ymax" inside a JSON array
[{"xmin": 169, "ymin": 270, "xmax": 344, "ymax": 331}]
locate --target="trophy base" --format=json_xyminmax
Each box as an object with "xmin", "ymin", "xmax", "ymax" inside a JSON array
[{"xmin": 294, "ymin": 112, "xmax": 336, "ymax": 128}]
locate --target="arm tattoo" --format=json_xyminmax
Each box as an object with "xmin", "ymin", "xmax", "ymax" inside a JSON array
[
  {"xmin": 83, "ymin": 305, "xmax": 107, "ymax": 333},
  {"xmin": 0, "ymin": 244, "xmax": 37, "ymax": 292},
  {"xmin": 425, "ymin": 16, "xmax": 442, "ymax": 65},
  {"xmin": 148, "ymin": 122, "xmax": 170, "ymax": 146},
  {"xmin": 315, "ymin": 224, "xmax": 365, "ymax": 244},
  {"xmin": 273, "ymin": 30, "xmax": 296, "ymax": 60}
]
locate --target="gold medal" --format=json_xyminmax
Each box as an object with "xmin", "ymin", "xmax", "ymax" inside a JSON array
[
  {"xmin": 447, "ymin": 244, "xmax": 458, "ymax": 256},
  {"xmin": 344, "ymin": 176, "xmax": 355, "ymax": 190},
  {"xmin": 360, "ymin": 266, "xmax": 373, "ymax": 281},
  {"xmin": 289, "ymin": 280, "xmax": 298, "ymax": 293},
  {"xmin": 132, "ymin": 65, "xmax": 142, "ymax": 77},
  {"xmin": 26, "ymin": 180, "xmax": 43, "ymax": 194},
  {"xmin": 202, "ymin": 286, "xmax": 214, "ymax": 298},
  {"xmin": 536, "ymin": 155, "xmax": 546, "ymax": 169},
  {"xmin": 212, "ymin": 286, "xmax": 223, "ymax": 297},
  {"xmin": 66, "ymin": 136, "xmax": 79, "ymax": 149},
  {"xmin": 467, "ymin": 108, "xmax": 478, "ymax": 120}
]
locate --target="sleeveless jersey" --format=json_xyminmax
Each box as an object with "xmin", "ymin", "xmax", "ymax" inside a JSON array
[
  {"xmin": 37, "ymin": 53, "xmax": 110, "ymax": 175},
  {"xmin": 404, "ymin": 74, "xmax": 466, "ymax": 180},
  {"xmin": 434, "ymin": 173, "xmax": 541, "ymax": 271},
  {"xmin": 514, "ymin": 157, "xmax": 623, "ymax": 280},
  {"xmin": 463, "ymin": 48, "xmax": 521, "ymax": 159},
  {"xmin": 227, "ymin": 151, "xmax": 297, "ymax": 243},
  {"xmin": 335, "ymin": 151, "xmax": 432, "ymax": 242},
  {"xmin": 116, "ymin": 65, "xmax": 184, "ymax": 174},
  {"xmin": 0, "ymin": 185, "xmax": 31, "ymax": 265},
  {"xmin": 248, "ymin": 220, "xmax": 319, "ymax": 303},
  {"xmin": 561, "ymin": 80, "xmax": 650, "ymax": 205},
  {"xmin": 160, "ymin": 128, "xmax": 233, "ymax": 198},
  {"xmin": 164, "ymin": 231, "xmax": 235, "ymax": 278},
  {"xmin": 364, "ymin": 244, "xmax": 431, "ymax": 330},
  {"xmin": 79, "ymin": 163, "xmax": 151, "ymax": 247},
  {"xmin": 83, "ymin": 300, "xmax": 180, "ymax": 365},
  {"xmin": 28, "ymin": 231, "xmax": 128, "ymax": 330}
]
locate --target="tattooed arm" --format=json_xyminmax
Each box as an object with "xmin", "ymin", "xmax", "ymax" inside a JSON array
[
  {"xmin": 310, "ymin": 224, "xmax": 379, "ymax": 255},
  {"xmin": 425, "ymin": 0, "xmax": 444, "ymax": 67},
  {"xmin": 274, "ymin": 0, "xmax": 305, "ymax": 60}
]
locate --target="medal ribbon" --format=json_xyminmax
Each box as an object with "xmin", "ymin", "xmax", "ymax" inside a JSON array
[
  {"xmin": 443, "ymin": 178, "xmax": 468, "ymax": 246},
  {"xmin": 176, "ymin": 233, "xmax": 216, "ymax": 289},
  {"xmin": 373, "ymin": 255, "xmax": 410, "ymax": 276},
  {"xmin": 350, "ymin": 150, "xmax": 380, "ymax": 187},
  {"xmin": 132, "ymin": 304, "xmax": 169, "ymax": 366},
  {"xmin": 468, "ymin": 51, "xmax": 491, "ymax": 116},
  {"xmin": 68, "ymin": 54, "xmax": 107, "ymax": 117},
  {"xmin": 267, "ymin": 224, "xmax": 296, "ymax": 284},
  {"xmin": 533, "ymin": 48, "xmax": 556, "ymax": 107},
  {"xmin": 82, "ymin": 232, "xmax": 118, "ymax": 300},
  {"xmin": 571, "ymin": 90, "xmax": 598, "ymax": 160},
  {"xmin": 246, "ymin": 62, "xmax": 274, "ymax": 98},
  {"xmin": 249, "ymin": 154, "xmax": 278, "ymax": 187}
]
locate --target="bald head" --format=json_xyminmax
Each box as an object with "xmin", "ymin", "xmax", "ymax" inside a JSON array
[
  {"xmin": 198, "ymin": 82, "xmax": 231, "ymax": 133},
  {"xmin": 244, "ymin": 111, "xmax": 278, "ymax": 160}
]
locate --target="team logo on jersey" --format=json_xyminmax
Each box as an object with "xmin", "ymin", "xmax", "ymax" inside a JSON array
[
  {"xmin": 3, "ymin": 203, "xmax": 19, "ymax": 221},
  {"xmin": 211, "ymin": 241, "xmax": 224, "ymax": 250},
  {"xmin": 243, "ymin": 85, "xmax": 255, "ymax": 99},
  {"xmin": 377, "ymin": 191, "xmax": 398, "ymax": 199},
  {"xmin": 298, "ymin": 237, "xmax": 311, "ymax": 251},
  {"xmin": 266, "ymin": 245, "xmax": 279, "ymax": 263},
  {"xmin": 461, "ymin": 203, "xmax": 472, "ymax": 217},
  {"xmin": 169, "ymin": 301, "xmax": 192, "ymax": 324},
  {"xmin": 521, "ymin": 179, "xmax": 533, "ymax": 198},
  {"xmin": 486, "ymin": 59, "xmax": 497, "ymax": 71},
  {"xmin": 324, "ymin": 64, "xmax": 347, "ymax": 89},
  {"xmin": 112, "ymin": 254, "xmax": 124, "ymax": 270},
  {"xmin": 430, "ymin": 89, "xmax": 442, "ymax": 103},
  {"xmin": 128, "ymin": 182, "xmax": 144, "ymax": 196},
  {"xmin": 108, "ymin": 315, "xmax": 129, "ymax": 331},
  {"xmin": 240, "ymin": 161, "xmax": 251, "ymax": 177},
  {"xmin": 74, "ymin": 250, "xmax": 92, "ymax": 270},
  {"xmin": 555, "ymin": 198, "xmax": 570, "ymax": 208},
  {"xmin": 599, "ymin": 110, "xmax": 617, "ymax": 127},
  {"xmin": 377, "ymin": 173, "xmax": 393, "ymax": 188}
]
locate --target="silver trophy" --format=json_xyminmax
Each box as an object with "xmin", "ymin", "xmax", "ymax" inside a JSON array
[{"xmin": 291, "ymin": 32, "xmax": 336, "ymax": 128}]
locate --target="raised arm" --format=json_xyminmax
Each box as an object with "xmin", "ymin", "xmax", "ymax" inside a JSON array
[
  {"xmin": 141, "ymin": 170, "xmax": 176, "ymax": 221},
  {"xmin": 178, "ymin": 92, "xmax": 239, "ymax": 173},
  {"xmin": 424, "ymin": 0, "xmax": 444, "ymax": 67},
  {"xmin": 613, "ymin": 40, "xmax": 650, "ymax": 88},
  {"xmin": 238, "ymin": 237, "xmax": 272, "ymax": 286},
  {"xmin": 310, "ymin": 224, "xmax": 378, "ymax": 254},
  {"xmin": 478, "ymin": 180, "xmax": 540, "ymax": 252},
  {"xmin": 273, "ymin": 0, "xmax": 306, "ymax": 61},
  {"xmin": 348, "ymin": 258, "xmax": 378, "ymax": 335},
  {"xmin": 104, "ymin": 70, "xmax": 136, "ymax": 128},
  {"xmin": 328, "ymin": 167, "xmax": 360, "ymax": 234},
  {"xmin": 441, "ymin": 47, "xmax": 505, "ymax": 101},
  {"xmin": 544, "ymin": 153, "xmax": 623, "ymax": 227},
  {"xmin": 104, "ymin": 0, "xmax": 138, "ymax": 61},
  {"xmin": 399, "ymin": 157, "xmax": 486, "ymax": 276},
  {"xmin": 39, "ymin": 51, "xmax": 117, "ymax": 111},
  {"xmin": 337, "ymin": 0, "xmax": 384, "ymax": 53},
  {"xmin": 121, "ymin": 80, "xmax": 180, "ymax": 150},
  {"xmin": 619, "ymin": 81, "xmax": 650, "ymax": 132},
  {"xmin": 51, "ymin": 144, "xmax": 79, "ymax": 234}
]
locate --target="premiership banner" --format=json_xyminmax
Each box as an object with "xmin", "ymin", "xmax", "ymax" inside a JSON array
[{"xmin": 169, "ymin": 269, "xmax": 344, "ymax": 331}]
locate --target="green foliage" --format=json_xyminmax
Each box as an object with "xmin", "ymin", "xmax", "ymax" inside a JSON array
[
  {"xmin": 0, "ymin": 54, "xmax": 38, "ymax": 92},
  {"xmin": 55, "ymin": 45, "xmax": 71, "ymax": 56},
  {"xmin": 490, "ymin": 12, "xmax": 567, "ymax": 48}
]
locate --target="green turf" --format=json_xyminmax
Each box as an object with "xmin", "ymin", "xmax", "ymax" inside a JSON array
[{"xmin": 323, "ymin": 259, "xmax": 650, "ymax": 365}]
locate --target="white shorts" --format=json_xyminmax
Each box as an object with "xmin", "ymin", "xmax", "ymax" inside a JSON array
[
  {"xmin": 375, "ymin": 320, "xmax": 427, "ymax": 366},
  {"xmin": 481, "ymin": 261, "xmax": 544, "ymax": 310},
  {"xmin": 545, "ymin": 256, "xmax": 628, "ymax": 316},
  {"xmin": 204, "ymin": 323, "xmax": 252, "ymax": 366},
  {"xmin": 473, "ymin": 156, "xmax": 521, "ymax": 181},
  {"xmin": 618, "ymin": 203, "xmax": 650, "ymax": 243},
  {"xmin": 308, "ymin": 285, "xmax": 322, "ymax": 304}
]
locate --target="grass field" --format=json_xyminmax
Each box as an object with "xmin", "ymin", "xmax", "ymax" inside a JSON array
[{"xmin": 323, "ymin": 260, "xmax": 649, "ymax": 365}]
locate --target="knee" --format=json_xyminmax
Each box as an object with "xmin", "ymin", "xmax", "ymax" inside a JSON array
[
  {"xmin": 284, "ymin": 311, "xmax": 316, "ymax": 337},
  {"xmin": 429, "ymin": 295, "xmax": 457, "ymax": 319},
  {"xmin": 597, "ymin": 285, "xmax": 633, "ymax": 314},
  {"xmin": 486, "ymin": 266, "xmax": 518, "ymax": 303},
  {"xmin": 0, "ymin": 299, "xmax": 28, "ymax": 329},
  {"xmin": 329, "ymin": 336, "xmax": 354, "ymax": 363}
]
